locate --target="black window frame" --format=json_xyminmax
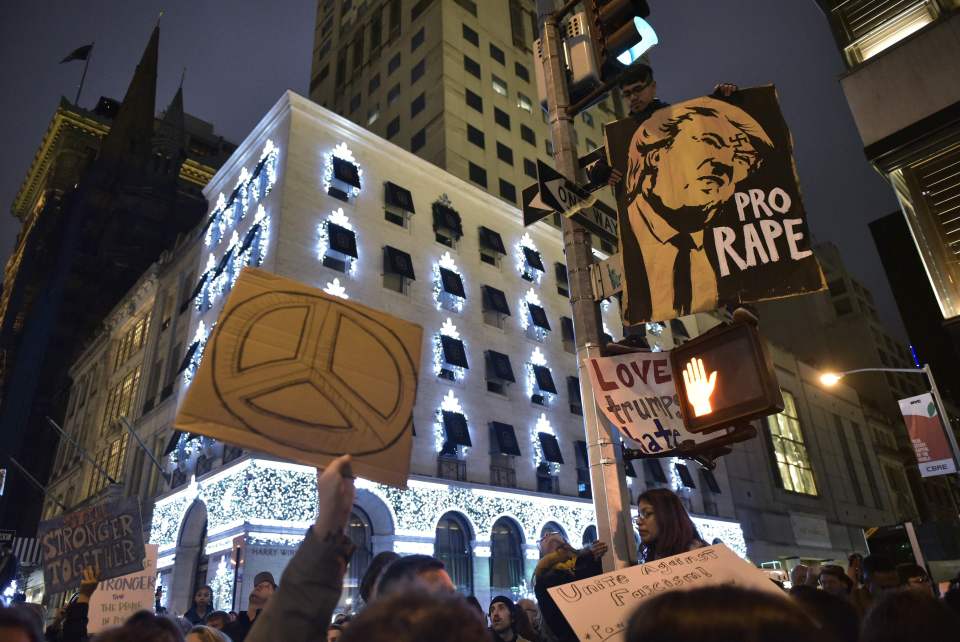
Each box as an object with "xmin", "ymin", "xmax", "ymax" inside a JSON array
[
  {"xmin": 464, "ymin": 54, "xmax": 481, "ymax": 79},
  {"xmin": 532, "ymin": 364, "xmax": 557, "ymax": 394},
  {"xmin": 485, "ymin": 350, "xmax": 516, "ymax": 382},
  {"xmin": 439, "ymin": 267, "xmax": 465, "ymax": 298},
  {"xmin": 489, "ymin": 43, "xmax": 505, "ymax": 64},
  {"xmin": 466, "ymin": 89, "xmax": 483, "ymax": 112},
  {"xmin": 462, "ymin": 24, "xmax": 479, "ymax": 46},
  {"xmin": 467, "ymin": 124, "xmax": 485, "ymax": 148},
  {"xmin": 496, "ymin": 142, "xmax": 514, "ymax": 165},
  {"xmin": 478, "ymin": 227, "xmax": 506, "ymax": 254},
  {"xmin": 482, "ymin": 286, "xmax": 511, "ymax": 315},
  {"xmin": 675, "ymin": 463, "xmax": 696, "ymax": 488},
  {"xmin": 522, "ymin": 246, "xmax": 545, "ymax": 272},
  {"xmin": 468, "ymin": 162, "xmax": 487, "ymax": 188},
  {"xmin": 527, "ymin": 302, "xmax": 550, "ymax": 331},
  {"xmin": 385, "ymin": 181, "xmax": 416, "ymax": 213},
  {"xmin": 440, "ymin": 334, "xmax": 469, "ymax": 369},
  {"xmin": 499, "ymin": 179, "xmax": 516, "ymax": 203},
  {"xmin": 442, "ymin": 410, "xmax": 472, "ymax": 448},
  {"xmin": 494, "ymin": 107, "xmax": 511, "ymax": 130},
  {"xmin": 491, "ymin": 422, "xmax": 522, "ymax": 456},
  {"xmin": 383, "ymin": 245, "xmax": 416, "ymax": 280},
  {"xmin": 515, "ymin": 61, "xmax": 530, "ymax": 82},
  {"xmin": 538, "ymin": 432, "xmax": 564, "ymax": 464}
]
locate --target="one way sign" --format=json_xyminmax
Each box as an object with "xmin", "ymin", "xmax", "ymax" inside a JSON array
[{"xmin": 522, "ymin": 160, "xmax": 619, "ymax": 244}]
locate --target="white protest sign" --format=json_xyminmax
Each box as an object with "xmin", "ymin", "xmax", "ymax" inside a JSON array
[
  {"xmin": 87, "ymin": 544, "xmax": 158, "ymax": 633},
  {"xmin": 547, "ymin": 545, "xmax": 781, "ymax": 642},
  {"xmin": 585, "ymin": 351, "xmax": 705, "ymax": 450}
]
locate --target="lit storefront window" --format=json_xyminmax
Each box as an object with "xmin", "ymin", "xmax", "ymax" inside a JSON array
[{"xmin": 766, "ymin": 391, "xmax": 818, "ymax": 496}]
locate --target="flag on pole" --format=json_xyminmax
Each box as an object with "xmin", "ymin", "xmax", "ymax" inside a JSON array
[{"xmin": 60, "ymin": 43, "xmax": 93, "ymax": 64}]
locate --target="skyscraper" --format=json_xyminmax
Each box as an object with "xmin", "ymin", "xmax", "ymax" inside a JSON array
[{"xmin": 0, "ymin": 25, "xmax": 234, "ymax": 533}]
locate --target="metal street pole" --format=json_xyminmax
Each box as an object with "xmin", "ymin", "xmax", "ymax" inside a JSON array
[
  {"xmin": 922, "ymin": 364, "xmax": 960, "ymax": 479},
  {"xmin": 536, "ymin": 0, "xmax": 636, "ymax": 570}
]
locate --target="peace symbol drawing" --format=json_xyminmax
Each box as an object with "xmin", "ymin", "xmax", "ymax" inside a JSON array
[{"xmin": 210, "ymin": 289, "xmax": 418, "ymax": 456}]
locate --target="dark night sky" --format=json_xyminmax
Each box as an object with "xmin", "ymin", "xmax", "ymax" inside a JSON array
[{"xmin": 0, "ymin": 1, "xmax": 904, "ymax": 336}]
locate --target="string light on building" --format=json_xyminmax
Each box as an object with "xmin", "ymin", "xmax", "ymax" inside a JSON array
[
  {"xmin": 210, "ymin": 556, "xmax": 234, "ymax": 611},
  {"xmin": 433, "ymin": 318, "xmax": 466, "ymax": 381},
  {"xmin": 322, "ymin": 142, "xmax": 363, "ymax": 198},
  {"xmin": 316, "ymin": 207, "xmax": 357, "ymax": 275},
  {"xmin": 525, "ymin": 347, "xmax": 553, "ymax": 403},
  {"xmin": 205, "ymin": 193, "xmax": 227, "ymax": 247},
  {"xmin": 532, "ymin": 413, "xmax": 558, "ymax": 475},
  {"xmin": 183, "ymin": 321, "xmax": 210, "ymax": 385},
  {"xmin": 515, "ymin": 233, "xmax": 543, "ymax": 284},
  {"xmin": 519, "ymin": 288, "xmax": 548, "ymax": 340},
  {"xmin": 323, "ymin": 278, "xmax": 349, "ymax": 299},
  {"xmin": 434, "ymin": 389, "xmax": 467, "ymax": 453},
  {"xmin": 432, "ymin": 252, "xmax": 464, "ymax": 312}
]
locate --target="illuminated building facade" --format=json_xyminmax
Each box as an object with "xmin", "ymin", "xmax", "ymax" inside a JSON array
[{"xmin": 43, "ymin": 92, "xmax": 897, "ymax": 613}]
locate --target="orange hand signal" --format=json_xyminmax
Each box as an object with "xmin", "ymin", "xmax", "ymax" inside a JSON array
[{"xmin": 682, "ymin": 357, "xmax": 717, "ymax": 417}]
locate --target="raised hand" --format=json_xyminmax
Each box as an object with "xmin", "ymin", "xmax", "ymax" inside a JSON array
[
  {"xmin": 589, "ymin": 541, "xmax": 609, "ymax": 560},
  {"xmin": 315, "ymin": 454, "xmax": 356, "ymax": 536},
  {"xmin": 77, "ymin": 566, "xmax": 100, "ymax": 604},
  {"xmin": 682, "ymin": 358, "xmax": 717, "ymax": 417}
]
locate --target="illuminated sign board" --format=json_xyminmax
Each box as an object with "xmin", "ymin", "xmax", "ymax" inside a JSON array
[{"xmin": 670, "ymin": 323, "xmax": 782, "ymax": 433}]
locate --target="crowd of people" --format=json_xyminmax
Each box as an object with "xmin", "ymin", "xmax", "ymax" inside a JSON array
[{"xmin": 2, "ymin": 455, "xmax": 959, "ymax": 642}]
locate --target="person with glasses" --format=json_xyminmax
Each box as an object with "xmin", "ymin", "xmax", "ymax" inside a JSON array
[
  {"xmin": 897, "ymin": 563, "xmax": 935, "ymax": 597},
  {"xmin": 636, "ymin": 488, "xmax": 706, "ymax": 564}
]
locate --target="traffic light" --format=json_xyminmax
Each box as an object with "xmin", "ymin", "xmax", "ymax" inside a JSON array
[
  {"xmin": 582, "ymin": 0, "xmax": 655, "ymax": 78},
  {"xmin": 669, "ymin": 321, "xmax": 783, "ymax": 434}
]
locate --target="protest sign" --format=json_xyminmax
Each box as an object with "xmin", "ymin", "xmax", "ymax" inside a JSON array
[
  {"xmin": 585, "ymin": 351, "xmax": 706, "ymax": 450},
  {"xmin": 605, "ymin": 86, "xmax": 825, "ymax": 325},
  {"xmin": 547, "ymin": 544, "xmax": 781, "ymax": 642},
  {"xmin": 38, "ymin": 497, "xmax": 145, "ymax": 594},
  {"xmin": 899, "ymin": 393, "xmax": 958, "ymax": 477},
  {"xmin": 176, "ymin": 267, "xmax": 422, "ymax": 488},
  {"xmin": 87, "ymin": 544, "xmax": 157, "ymax": 633}
]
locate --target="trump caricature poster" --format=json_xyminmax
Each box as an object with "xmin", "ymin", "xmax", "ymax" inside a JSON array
[{"xmin": 604, "ymin": 85, "xmax": 825, "ymax": 325}]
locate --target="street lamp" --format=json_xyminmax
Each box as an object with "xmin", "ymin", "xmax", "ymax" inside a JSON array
[{"xmin": 818, "ymin": 364, "xmax": 960, "ymax": 477}]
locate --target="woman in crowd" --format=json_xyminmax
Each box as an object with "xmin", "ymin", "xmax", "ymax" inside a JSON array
[
  {"xmin": 532, "ymin": 531, "xmax": 607, "ymax": 642},
  {"xmin": 184, "ymin": 586, "xmax": 214, "ymax": 625},
  {"xmin": 635, "ymin": 488, "xmax": 706, "ymax": 563}
]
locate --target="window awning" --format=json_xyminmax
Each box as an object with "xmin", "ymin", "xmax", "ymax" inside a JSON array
[
  {"xmin": 442, "ymin": 411, "xmax": 472, "ymax": 447},
  {"xmin": 485, "ymin": 350, "xmax": 515, "ymax": 382},
  {"xmin": 239, "ymin": 222, "xmax": 262, "ymax": 255},
  {"xmin": 675, "ymin": 463, "xmax": 696, "ymax": 488},
  {"xmin": 440, "ymin": 335, "xmax": 469, "ymax": 368},
  {"xmin": 561, "ymin": 316, "xmax": 575, "ymax": 342},
  {"xmin": 645, "ymin": 459, "xmax": 667, "ymax": 484},
  {"xmin": 333, "ymin": 157, "xmax": 362, "ymax": 188},
  {"xmin": 439, "ymin": 268, "xmax": 465, "ymax": 297},
  {"xmin": 384, "ymin": 246, "xmax": 415, "ymax": 279},
  {"xmin": 432, "ymin": 202, "xmax": 463, "ymax": 238},
  {"xmin": 385, "ymin": 181, "xmax": 415, "ymax": 213},
  {"xmin": 176, "ymin": 340, "xmax": 200, "ymax": 374},
  {"xmin": 701, "ymin": 468, "xmax": 721, "ymax": 493},
  {"xmin": 491, "ymin": 422, "xmax": 521, "ymax": 456},
  {"xmin": 479, "ymin": 226, "xmax": 506, "ymax": 254},
  {"xmin": 555, "ymin": 262, "xmax": 568, "ymax": 284},
  {"xmin": 528, "ymin": 303, "xmax": 551, "ymax": 331},
  {"xmin": 567, "ymin": 376, "xmax": 581, "ymax": 403},
  {"xmin": 538, "ymin": 432, "xmax": 564, "ymax": 464},
  {"xmin": 574, "ymin": 440, "xmax": 589, "ymax": 469},
  {"xmin": 483, "ymin": 286, "xmax": 510, "ymax": 315},
  {"xmin": 532, "ymin": 365, "xmax": 557, "ymax": 394},
  {"xmin": 523, "ymin": 246, "xmax": 544, "ymax": 271},
  {"xmin": 328, "ymin": 223, "xmax": 358, "ymax": 258}
]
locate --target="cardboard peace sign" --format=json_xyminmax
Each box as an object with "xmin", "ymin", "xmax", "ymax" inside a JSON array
[{"xmin": 176, "ymin": 268, "xmax": 422, "ymax": 487}]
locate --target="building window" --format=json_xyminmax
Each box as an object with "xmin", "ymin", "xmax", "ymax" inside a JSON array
[
  {"xmin": 115, "ymin": 313, "xmax": 152, "ymax": 368},
  {"xmin": 410, "ymin": 94, "xmax": 427, "ymax": 118},
  {"xmin": 464, "ymin": 55, "xmax": 481, "ymax": 79},
  {"xmin": 567, "ymin": 376, "xmax": 582, "ymax": 416},
  {"xmin": 555, "ymin": 262, "xmax": 569, "ymax": 297},
  {"xmin": 479, "ymin": 226, "xmax": 506, "ymax": 268},
  {"xmin": 517, "ymin": 93, "xmax": 532, "ymax": 113},
  {"xmin": 387, "ymin": 83, "xmax": 401, "ymax": 105},
  {"xmin": 489, "ymin": 43, "xmax": 505, "ymax": 64},
  {"xmin": 767, "ymin": 390, "xmax": 819, "ymax": 496},
  {"xmin": 411, "ymin": 58, "xmax": 425, "ymax": 84},
  {"xmin": 463, "ymin": 24, "xmax": 479, "ymax": 47},
  {"xmin": 349, "ymin": 93, "xmax": 361, "ymax": 112},
  {"xmin": 515, "ymin": 61, "xmax": 529, "ymax": 82},
  {"xmin": 582, "ymin": 525, "xmax": 598, "ymax": 546},
  {"xmin": 455, "ymin": 0, "xmax": 478, "ymax": 17},
  {"xmin": 490, "ymin": 518, "xmax": 524, "ymax": 600},
  {"xmin": 545, "ymin": 139, "xmax": 554, "ymax": 156},
  {"xmin": 499, "ymin": 179, "xmax": 516, "ymax": 204},
  {"xmin": 492, "ymin": 75, "xmax": 508, "ymax": 96},
  {"xmin": 411, "ymin": 27, "xmax": 425, "ymax": 51},
  {"xmin": 531, "ymin": 364, "xmax": 556, "ymax": 404},
  {"xmin": 384, "ymin": 181, "xmax": 415, "ymax": 227},
  {"xmin": 575, "ymin": 440, "xmax": 591, "ymax": 497},
  {"xmin": 482, "ymin": 285, "xmax": 511, "ymax": 329},
  {"xmin": 490, "ymin": 453, "xmax": 517, "ymax": 488},
  {"xmin": 383, "ymin": 245, "xmax": 416, "ymax": 294},
  {"xmin": 468, "ymin": 162, "xmax": 487, "ymax": 188},
  {"xmin": 437, "ymin": 267, "xmax": 465, "ymax": 311},
  {"xmin": 644, "ymin": 459, "xmax": 667, "ymax": 486},
  {"xmin": 386, "ymin": 117, "xmax": 400, "ymax": 139},
  {"xmin": 345, "ymin": 510, "xmax": 373, "ymax": 608},
  {"xmin": 411, "ymin": 128, "xmax": 426, "ymax": 152},
  {"xmin": 367, "ymin": 104, "xmax": 380, "ymax": 125},
  {"xmin": 101, "ymin": 366, "xmax": 142, "ymax": 433},
  {"xmin": 435, "ymin": 513, "xmax": 474, "ymax": 594},
  {"xmin": 388, "ymin": 52, "xmax": 401, "ymax": 75},
  {"xmin": 582, "ymin": 111, "xmax": 594, "ymax": 127},
  {"xmin": 560, "ymin": 316, "xmax": 575, "ymax": 353},
  {"xmin": 438, "ymin": 453, "xmax": 467, "ymax": 480},
  {"xmin": 521, "ymin": 245, "xmax": 545, "ymax": 281},
  {"xmin": 523, "ymin": 158, "xmax": 537, "ymax": 179},
  {"xmin": 494, "ymin": 107, "xmax": 511, "ymax": 130},
  {"xmin": 86, "ymin": 434, "xmax": 128, "ymax": 497},
  {"xmin": 496, "ymin": 142, "xmax": 514, "ymax": 165},
  {"xmin": 466, "ymin": 89, "xmax": 483, "ymax": 113},
  {"xmin": 321, "ymin": 222, "xmax": 358, "ymax": 273},
  {"xmin": 467, "ymin": 125, "xmax": 485, "ymax": 148},
  {"xmin": 485, "ymin": 350, "xmax": 516, "ymax": 394}
]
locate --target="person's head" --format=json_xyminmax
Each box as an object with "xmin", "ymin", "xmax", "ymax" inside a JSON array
[
  {"xmin": 205, "ymin": 611, "xmax": 229, "ymax": 631},
  {"xmin": 626, "ymin": 97, "xmax": 773, "ymax": 228},
  {"xmin": 376, "ymin": 554, "xmax": 454, "ymax": 597},
  {"xmin": 359, "ymin": 550, "xmax": 400, "ymax": 603},
  {"xmin": 625, "ymin": 585, "xmax": 813, "ymax": 642},
  {"xmin": 340, "ymin": 590, "xmax": 489, "ymax": 642},
  {"xmin": 327, "ymin": 623, "xmax": 343, "ymax": 642},
  {"xmin": 0, "ymin": 606, "xmax": 42, "ymax": 642},
  {"xmin": 516, "ymin": 598, "xmax": 540, "ymax": 630},
  {"xmin": 848, "ymin": 553, "xmax": 863, "ymax": 568},
  {"xmin": 185, "ymin": 625, "xmax": 229, "ymax": 642},
  {"xmin": 538, "ymin": 531, "xmax": 573, "ymax": 558},
  {"xmin": 862, "ymin": 588, "xmax": 960, "ymax": 642},
  {"xmin": 96, "ymin": 611, "xmax": 184, "ymax": 642},
  {"xmin": 465, "ymin": 595, "xmax": 485, "ymax": 619},
  {"xmin": 818, "ymin": 564, "xmax": 853, "ymax": 597},
  {"xmin": 620, "ymin": 64, "xmax": 656, "ymax": 115},
  {"xmin": 862, "ymin": 555, "xmax": 899, "ymax": 597},
  {"xmin": 896, "ymin": 563, "xmax": 934, "ymax": 596},
  {"xmin": 636, "ymin": 488, "xmax": 702, "ymax": 560},
  {"xmin": 789, "ymin": 564, "xmax": 809, "ymax": 587},
  {"xmin": 193, "ymin": 586, "xmax": 213, "ymax": 609},
  {"xmin": 789, "ymin": 585, "xmax": 859, "ymax": 642},
  {"xmin": 249, "ymin": 572, "xmax": 276, "ymax": 610},
  {"xmin": 489, "ymin": 596, "xmax": 516, "ymax": 635}
]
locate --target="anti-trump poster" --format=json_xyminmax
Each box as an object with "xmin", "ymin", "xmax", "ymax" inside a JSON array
[
  {"xmin": 898, "ymin": 393, "xmax": 958, "ymax": 478},
  {"xmin": 585, "ymin": 351, "xmax": 706, "ymax": 452},
  {"xmin": 38, "ymin": 496, "xmax": 146, "ymax": 594},
  {"xmin": 604, "ymin": 85, "xmax": 825, "ymax": 325}
]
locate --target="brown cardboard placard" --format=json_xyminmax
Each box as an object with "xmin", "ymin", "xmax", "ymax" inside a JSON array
[{"xmin": 175, "ymin": 267, "xmax": 422, "ymax": 487}]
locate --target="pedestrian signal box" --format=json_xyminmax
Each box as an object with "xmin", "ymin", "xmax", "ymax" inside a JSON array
[{"xmin": 670, "ymin": 322, "xmax": 783, "ymax": 434}]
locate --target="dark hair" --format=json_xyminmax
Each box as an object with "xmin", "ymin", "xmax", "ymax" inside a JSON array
[
  {"xmin": 206, "ymin": 611, "xmax": 229, "ymax": 627},
  {"xmin": 512, "ymin": 602, "xmax": 540, "ymax": 642},
  {"xmin": 0, "ymin": 606, "xmax": 43, "ymax": 642},
  {"xmin": 95, "ymin": 611, "xmax": 184, "ymax": 642},
  {"xmin": 848, "ymin": 553, "xmax": 863, "ymax": 563},
  {"xmin": 636, "ymin": 488, "xmax": 702, "ymax": 562},
  {"xmin": 360, "ymin": 550, "xmax": 401, "ymax": 603},
  {"xmin": 789, "ymin": 584, "xmax": 859, "ymax": 642},
  {"xmin": 465, "ymin": 595, "xmax": 484, "ymax": 615},
  {"xmin": 862, "ymin": 555, "xmax": 896, "ymax": 579},
  {"xmin": 895, "ymin": 563, "xmax": 928, "ymax": 585},
  {"xmin": 620, "ymin": 63, "xmax": 653, "ymax": 87},
  {"xmin": 862, "ymin": 589, "xmax": 960, "ymax": 642},
  {"xmin": 819, "ymin": 564, "xmax": 853, "ymax": 592},
  {"xmin": 376, "ymin": 554, "xmax": 446, "ymax": 597},
  {"xmin": 340, "ymin": 591, "xmax": 489, "ymax": 642},
  {"xmin": 625, "ymin": 586, "xmax": 813, "ymax": 642}
]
